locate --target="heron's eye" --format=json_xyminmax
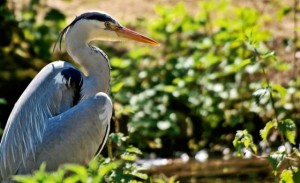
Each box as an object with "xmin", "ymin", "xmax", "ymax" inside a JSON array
[{"xmin": 104, "ymin": 21, "xmax": 111, "ymax": 29}]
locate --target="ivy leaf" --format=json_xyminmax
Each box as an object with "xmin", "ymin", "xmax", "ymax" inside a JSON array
[
  {"xmin": 260, "ymin": 119, "xmax": 277, "ymax": 141},
  {"xmin": 278, "ymin": 119, "xmax": 296, "ymax": 145},
  {"xmin": 268, "ymin": 151, "xmax": 285, "ymax": 175}
]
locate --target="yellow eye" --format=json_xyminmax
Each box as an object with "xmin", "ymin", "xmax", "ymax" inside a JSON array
[{"xmin": 104, "ymin": 21, "xmax": 110, "ymax": 28}]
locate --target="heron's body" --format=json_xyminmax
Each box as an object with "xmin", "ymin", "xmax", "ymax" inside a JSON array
[{"xmin": 0, "ymin": 11, "xmax": 159, "ymax": 181}]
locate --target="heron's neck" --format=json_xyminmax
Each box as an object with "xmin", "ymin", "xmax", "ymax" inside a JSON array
[{"xmin": 65, "ymin": 31, "xmax": 110, "ymax": 94}]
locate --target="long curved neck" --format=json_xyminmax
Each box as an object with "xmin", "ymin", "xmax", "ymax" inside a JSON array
[{"xmin": 65, "ymin": 27, "xmax": 110, "ymax": 94}]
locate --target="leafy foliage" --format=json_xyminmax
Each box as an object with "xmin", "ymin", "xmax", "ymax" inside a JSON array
[
  {"xmin": 14, "ymin": 133, "xmax": 150, "ymax": 183},
  {"xmin": 260, "ymin": 119, "xmax": 276, "ymax": 141},
  {"xmin": 268, "ymin": 151, "xmax": 286, "ymax": 175},
  {"xmin": 278, "ymin": 119, "xmax": 296, "ymax": 145},
  {"xmin": 233, "ymin": 130, "xmax": 257, "ymax": 156},
  {"xmin": 280, "ymin": 169, "xmax": 294, "ymax": 183},
  {"xmin": 111, "ymin": 1, "xmax": 274, "ymax": 154}
]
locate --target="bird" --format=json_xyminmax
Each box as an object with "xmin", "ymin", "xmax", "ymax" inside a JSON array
[{"xmin": 0, "ymin": 11, "xmax": 159, "ymax": 181}]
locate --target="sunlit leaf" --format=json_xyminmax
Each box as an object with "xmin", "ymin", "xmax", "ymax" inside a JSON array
[
  {"xmin": 224, "ymin": 59, "xmax": 252, "ymax": 75},
  {"xmin": 110, "ymin": 58, "xmax": 131, "ymax": 69},
  {"xmin": 126, "ymin": 146, "xmax": 143, "ymax": 155},
  {"xmin": 280, "ymin": 169, "xmax": 293, "ymax": 183},
  {"xmin": 98, "ymin": 161, "xmax": 122, "ymax": 178},
  {"xmin": 233, "ymin": 130, "xmax": 257, "ymax": 156},
  {"xmin": 130, "ymin": 170, "xmax": 148, "ymax": 180},
  {"xmin": 121, "ymin": 153, "xmax": 138, "ymax": 161},
  {"xmin": 272, "ymin": 84, "xmax": 287, "ymax": 98},
  {"xmin": 261, "ymin": 51, "xmax": 275, "ymax": 59},
  {"xmin": 112, "ymin": 82, "xmax": 124, "ymax": 93},
  {"xmin": 156, "ymin": 85, "xmax": 177, "ymax": 93},
  {"xmin": 260, "ymin": 119, "xmax": 276, "ymax": 141},
  {"xmin": 63, "ymin": 164, "xmax": 87, "ymax": 177},
  {"xmin": 278, "ymin": 119, "xmax": 296, "ymax": 145}
]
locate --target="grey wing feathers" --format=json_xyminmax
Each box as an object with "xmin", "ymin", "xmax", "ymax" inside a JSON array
[
  {"xmin": 17, "ymin": 93, "xmax": 112, "ymax": 173},
  {"xmin": 0, "ymin": 61, "xmax": 82, "ymax": 180}
]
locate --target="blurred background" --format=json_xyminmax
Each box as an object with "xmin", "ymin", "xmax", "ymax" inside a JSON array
[{"xmin": 1, "ymin": 0, "xmax": 300, "ymax": 182}]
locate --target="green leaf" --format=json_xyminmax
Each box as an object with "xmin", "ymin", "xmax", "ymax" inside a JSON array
[
  {"xmin": 130, "ymin": 170, "xmax": 148, "ymax": 180},
  {"xmin": 233, "ymin": 130, "xmax": 257, "ymax": 156},
  {"xmin": 110, "ymin": 58, "xmax": 131, "ymax": 69},
  {"xmin": 260, "ymin": 120, "xmax": 276, "ymax": 141},
  {"xmin": 126, "ymin": 146, "xmax": 143, "ymax": 155},
  {"xmin": 272, "ymin": 84, "xmax": 287, "ymax": 98},
  {"xmin": 98, "ymin": 161, "xmax": 122, "ymax": 178},
  {"xmin": 45, "ymin": 8, "xmax": 65, "ymax": 21},
  {"xmin": 224, "ymin": 59, "xmax": 252, "ymax": 75},
  {"xmin": 157, "ymin": 85, "xmax": 177, "ymax": 93},
  {"xmin": 293, "ymin": 169, "xmax": 300, "ymax": 183},
  {"xmin": 63, "ymin": 164, "xmax": 87, "ymax": 177},
  {"xmin": 280, "ymin": 169, "xmax": 293, "ymax": 183},
  {"xmin": 268, "ymin": 151, "xmax": 285, "ymax": 174},
  {"xmin": 121, "ymin": 153, "xmax": 138, "ymax": 161},
  {"xmin": 13, "ymin": 162, "xmax": 48, "ymax": 182},
  {"xmin": 109, "ymin": 133, "xmax": 127, "ymax": 146},
  {"xmin": 112, "ymin": 82, "xmax": 124, "ymax": 93},
  {"xmin": 278, "ymin": 119, "xmax": 296, "ymax": 145},
  {"xmin": 261, "ymin": 51, "xmax": 275, "ymax": 59}
]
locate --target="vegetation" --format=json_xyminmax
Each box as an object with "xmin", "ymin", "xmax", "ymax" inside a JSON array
[{"xmin": 1, "ymin": 0, "xmax": 300, "ymax": 182}]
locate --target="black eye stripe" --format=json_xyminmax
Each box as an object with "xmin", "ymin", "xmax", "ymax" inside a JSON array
[{"xmin": 70, "ymin": 12, "xmax": 116, "ymax": 27}]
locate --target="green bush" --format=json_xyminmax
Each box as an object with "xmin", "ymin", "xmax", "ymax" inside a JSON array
[{"xmin": 111, "ymin": 1, "xmax": 283, "ymax": 154}]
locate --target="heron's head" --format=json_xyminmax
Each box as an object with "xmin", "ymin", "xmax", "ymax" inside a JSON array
[{"xmin": 55, "ymin": 11, "xmax": 159, "ymax": 51}]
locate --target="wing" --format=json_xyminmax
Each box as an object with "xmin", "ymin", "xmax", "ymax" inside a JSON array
[
  {"xmin": 16, "ymin": 93, "xmax": 112, "ymax": 173},
  {"xmin": 0, "ymin": 61, "xmax": 83, "ymax": 180}
]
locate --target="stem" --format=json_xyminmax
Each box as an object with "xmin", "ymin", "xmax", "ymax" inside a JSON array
[
  {"xmin": 255, "ymin": 49, "xmax": 295, "ymax": 172},
  {"xmin": 260, "ymin": 64, "xmax": 285, "ymax": 145},
  {"xmin": 108, "ymin": 137, "xmax": 113, "ymax": 159}
]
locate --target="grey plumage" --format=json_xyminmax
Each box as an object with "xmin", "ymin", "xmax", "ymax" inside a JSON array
[
  {"xmin": 0, "ymin": 61, "xmax": 112, "ymax": 180},
  {"xmin": 0, "ymin": 10, "xmax": 159, "ymax": 182}
]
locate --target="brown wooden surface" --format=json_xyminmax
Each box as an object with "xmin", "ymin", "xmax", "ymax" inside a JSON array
[{"xmin": 145, "ymin": 157, "xmax": 274, "ymax": 182}]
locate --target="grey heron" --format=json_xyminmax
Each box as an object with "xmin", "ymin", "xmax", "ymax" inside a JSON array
[{"xmin": 0, "ymin": 11, "xmax": 159, "ymax": 181}]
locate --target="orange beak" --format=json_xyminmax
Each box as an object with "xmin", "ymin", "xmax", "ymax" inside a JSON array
[{"xmin": 116, "ymin": 26, "xmax": 160, "ymax": 46}]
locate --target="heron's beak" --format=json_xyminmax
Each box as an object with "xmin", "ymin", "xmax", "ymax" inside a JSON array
[{"xmin": 116, "ymin": 26, "xmax": 160, "ymax": 46}]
